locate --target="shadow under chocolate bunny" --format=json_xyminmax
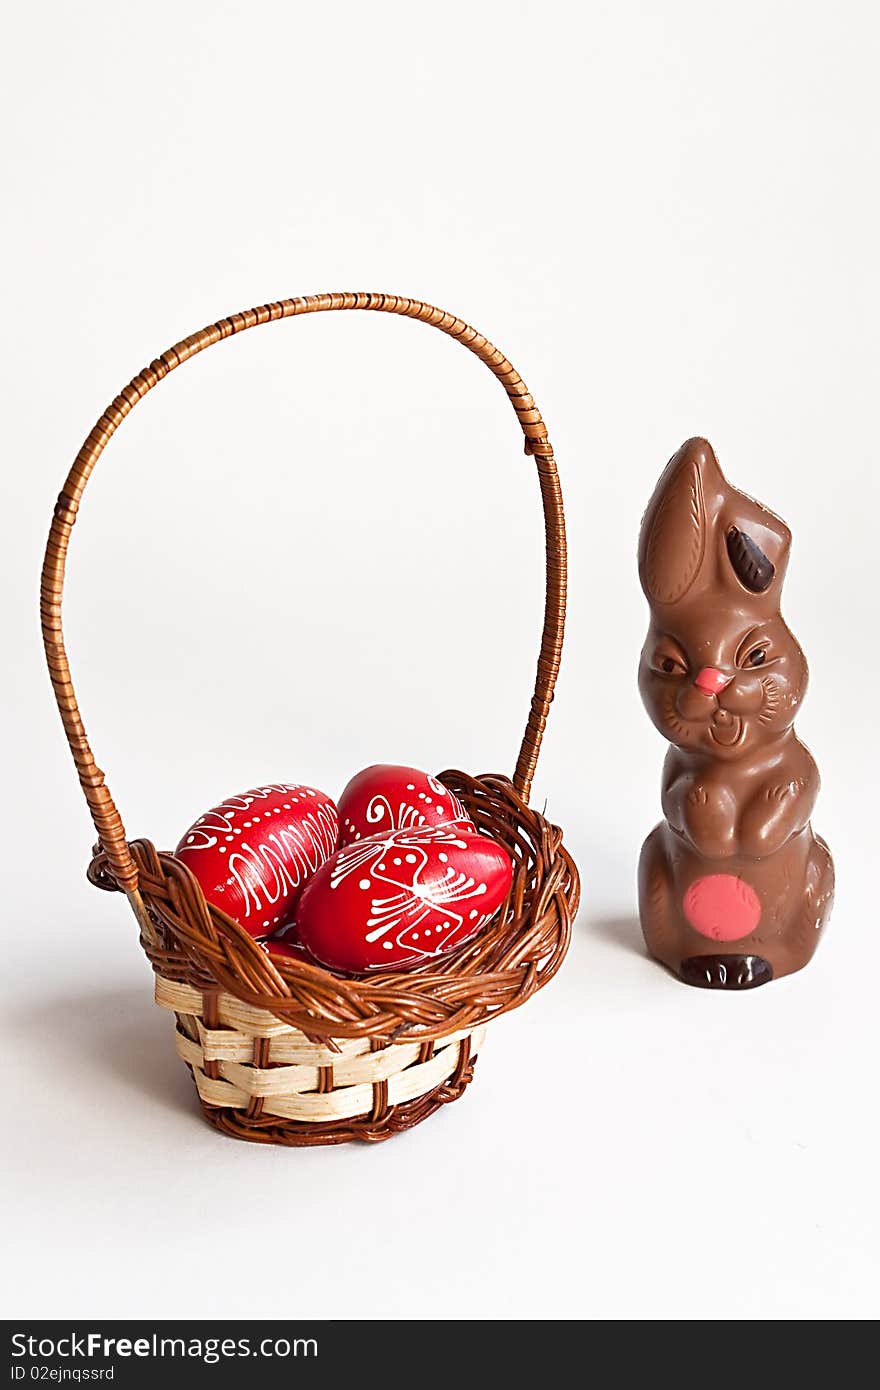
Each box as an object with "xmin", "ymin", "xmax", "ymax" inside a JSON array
[{"xmin": 587, "ymin": 913, "xmax": 645, "ymax": 959}]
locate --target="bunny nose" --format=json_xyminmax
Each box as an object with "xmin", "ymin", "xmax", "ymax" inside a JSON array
[{"xmin": 694, "ymin": 667, "xmax": 732, "ymax": 696}]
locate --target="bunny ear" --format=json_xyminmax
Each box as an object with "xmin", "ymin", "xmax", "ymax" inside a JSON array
[{"xmin": 639, "ymin": 439, "xmax": 713, "ymax": 604}]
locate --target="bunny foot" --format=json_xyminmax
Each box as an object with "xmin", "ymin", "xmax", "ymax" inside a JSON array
[{"xmin": 679, "ymin": 953, "xmax": 773, "ymax": 990}]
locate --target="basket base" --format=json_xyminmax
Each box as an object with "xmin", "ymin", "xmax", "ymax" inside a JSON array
[
  {"xmin": 156, "ymin": 974, "xmax": 485, "ymax": 1146},
  {"xmin": 191, "ymin": 1053, "xmax": 479, "ymax": 1146}
]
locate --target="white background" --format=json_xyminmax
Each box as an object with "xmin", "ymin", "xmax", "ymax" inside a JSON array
[{"xmin": 2, "ymin": 1, "xmax": 878, "ymax": 1321}]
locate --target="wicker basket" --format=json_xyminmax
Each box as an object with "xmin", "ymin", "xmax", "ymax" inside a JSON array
[{"xmin": 42, "ymin": 292, "xmax": 580, "ymax": 1146}]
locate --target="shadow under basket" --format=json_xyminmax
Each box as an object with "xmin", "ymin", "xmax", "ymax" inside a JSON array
[{"xmin": 42, "ymin": 292, "xmax": 580, "ymax": 1146}]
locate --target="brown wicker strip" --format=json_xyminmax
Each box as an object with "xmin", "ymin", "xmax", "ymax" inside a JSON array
[{"xmin": 43, "ymin": 293, "xmax": 580, "ymax": 1145}]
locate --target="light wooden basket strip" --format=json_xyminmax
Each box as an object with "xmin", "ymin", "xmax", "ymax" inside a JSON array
[
  {"xmin": 157, "ymin": 975, "xmax": 477, "ymax": 1061},
  {"xmin": 193, "ymin": 1020, "xmax": 372, "ymax": 1066},
  {"xmin": 161, "ymin": 971, "xmax": 485, "ymax": 1124},
  {"xmin": 185, "ymin": 1027, "xmax": 486, "ymax": 1123},
  {"xmin": 156, "ymin": 977, "xmax": 320, "ymax": 1040},
  {"xmin": 174, "ymin": 1025, "xmax": 484, "ymax": 1098}
]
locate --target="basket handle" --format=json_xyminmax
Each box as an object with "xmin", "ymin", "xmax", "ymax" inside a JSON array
[{"xmin": 41, "ymin": 293, "xmax": 568, "ymax": 896}]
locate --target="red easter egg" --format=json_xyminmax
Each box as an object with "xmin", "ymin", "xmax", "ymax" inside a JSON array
[
  {"xmin": 338, "ymin": 765, "xmax": 471, "ymax": 845},
  {"xmin": 260, "ymin": 930, "xmax": 315, "ymax": 964},
  {"xmin": 175, "ymin": 783, "xmax": 338, "ymax": 939},
  {"xmin": 297, "ymin": 823, "xmax": 513, "ymax": 973}
]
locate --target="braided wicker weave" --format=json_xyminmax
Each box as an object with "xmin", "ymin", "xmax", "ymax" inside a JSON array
[{"xmin": 42, "ymin": 292, "xmax": 580, "ymax": 1145}]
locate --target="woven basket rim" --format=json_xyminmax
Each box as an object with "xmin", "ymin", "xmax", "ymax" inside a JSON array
[{"xmin": 90, "ymin": 769, "xmax": 579, "ymax": 1044}]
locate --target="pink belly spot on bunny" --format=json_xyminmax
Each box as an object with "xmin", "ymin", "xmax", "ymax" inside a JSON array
[{"xmin": 683, "ymin": 874, "xmax": 761, "ymax": 942}]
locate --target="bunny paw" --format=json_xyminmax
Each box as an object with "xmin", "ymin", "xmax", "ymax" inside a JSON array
[
  {"xmin": 678, "ymin": 953, "xmax": 773, "ymax": 990},
  {"xmin": 686, "ymin": 785, "xmax": 709, "ymax": 807}
]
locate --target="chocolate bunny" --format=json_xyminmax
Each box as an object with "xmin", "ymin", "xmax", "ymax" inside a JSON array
[{"xmin": 637, "ymin": 438, "xmax": 834, "ymax": 988}]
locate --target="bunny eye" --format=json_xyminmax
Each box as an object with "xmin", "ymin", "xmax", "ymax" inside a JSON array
[
  {"xmin": 746, "ymin": 647, "xmax": 767, "ymax": 667},
  {"xmin": 653, "ymin": 649, "xmax": 688, "ymax": 677}
]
